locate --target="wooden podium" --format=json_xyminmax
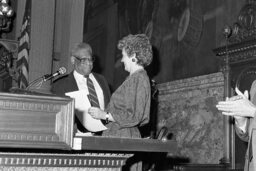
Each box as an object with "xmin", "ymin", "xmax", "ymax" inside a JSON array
[
  {"xmin": 0, "ymin": 92, "xmax": 74, "ymax": 150},
  {"xmin": 0, "ymin": 92, "xmax": 177, "ymax": 171}
]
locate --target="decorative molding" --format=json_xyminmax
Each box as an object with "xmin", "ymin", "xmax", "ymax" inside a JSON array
[
  {"xmin": 213, "ymin": 2, "xmax": 256, "ymax": 66},
  {"xmin": 0, "ymin": 152, "xmax": 131, "ymax": 168},
  {"xmin": 213, "ymin": 39, "xmax": 256, "ymax": 65},
  {"xmin": 0, "ymin": 100, "xmax": 61, "ymax": 112},
  {"xmin": 224, "ymin": 2, "xmax": 256, "ymax": 44},
  {"xmin": 0, "ymin": 132, "xmax": 59, "ymax": 142}
]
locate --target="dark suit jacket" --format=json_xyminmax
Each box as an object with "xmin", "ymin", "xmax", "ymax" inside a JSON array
[{"xmin": 51, "ymin": 71, "xmax": 111, "ymax": 132}]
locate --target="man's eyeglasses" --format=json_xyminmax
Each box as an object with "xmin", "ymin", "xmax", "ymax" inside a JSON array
[{"xmin": 73, "ymin": 56, "xmax": 95, "ymax": 64}]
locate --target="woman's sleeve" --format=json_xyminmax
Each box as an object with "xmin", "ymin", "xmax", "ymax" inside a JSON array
[{"xmin": 107, "ymin": 77, "xmax": 150, "ymax": 128}]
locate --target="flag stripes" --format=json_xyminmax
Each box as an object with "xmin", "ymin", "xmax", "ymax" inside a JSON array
[{"xmin": 16, "ymin": 0, "xmax": 31, "ymax": 89}]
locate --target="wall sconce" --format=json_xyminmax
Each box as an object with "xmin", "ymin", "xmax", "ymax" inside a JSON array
[{"xmin": 0, "ymin": 0, "xmax": 14, "ymax": 32}]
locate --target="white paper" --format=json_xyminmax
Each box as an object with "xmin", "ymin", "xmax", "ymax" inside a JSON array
[
  {"xmin": 75, "ymin": 131, "xmax": 93, "ymax": 137},
  {"xmin": 73, "ymin": 137, "xmax": 82, "ymax": 150},
  {"xmin": 66, "ymin": 90, "xmax": 107, "ymax": 132}
]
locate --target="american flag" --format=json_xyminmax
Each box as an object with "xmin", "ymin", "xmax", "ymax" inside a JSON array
[{"xmin": 16, "ymin": 0, "xmax": 31, "ymax": 89}]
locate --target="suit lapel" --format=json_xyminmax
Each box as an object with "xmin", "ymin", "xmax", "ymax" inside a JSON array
[{"xmin": 67, "ymin": 71, "xmax": 79, "ymax": 92}]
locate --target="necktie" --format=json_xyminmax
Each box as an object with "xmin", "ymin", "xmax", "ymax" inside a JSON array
[
  {"xmin": 86, "ymin": 77, "xmax": 100, "ymax": 108},
  {"xmin": 86, "ymin": 76, "xmax": 106, "ymax": 128}
]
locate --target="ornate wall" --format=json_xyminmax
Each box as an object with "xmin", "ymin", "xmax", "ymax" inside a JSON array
[{"xmin": 157, "ymin": 72, "xmax": 224, "ymax": 164}]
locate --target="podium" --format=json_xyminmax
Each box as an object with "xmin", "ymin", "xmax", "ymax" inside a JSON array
[
  {"xmin": 0, "ymin": 92, "xmax": 74, "ymax": 150},
  {"xmin": 0, "ymin": 92, "xmax": 177, "ymax": 171}
]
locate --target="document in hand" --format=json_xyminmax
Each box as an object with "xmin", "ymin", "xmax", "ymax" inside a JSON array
[{"xmin": 65, "ymin": 90, "xmax": 107, "ymax": 132}]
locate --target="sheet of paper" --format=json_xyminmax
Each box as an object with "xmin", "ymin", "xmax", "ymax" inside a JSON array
[
  {"xmin": 66, "ymin": 90, "xmax": 107, "ymax": 132},
  {"xmin": 73, "ymin": 137, "xmax": 82, "ymax": 150}
]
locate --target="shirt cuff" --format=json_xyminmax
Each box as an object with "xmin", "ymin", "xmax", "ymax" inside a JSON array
[{"xmin": 236, "ymin": 119, "xmax": 247, "ymax": 133}]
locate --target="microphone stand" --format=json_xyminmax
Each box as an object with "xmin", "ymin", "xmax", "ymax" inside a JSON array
[
  {"xmin": 26, "ymin": 71, "xmax": 59, "ymax": 91},
  {"xmin": 25, "ymin": 76, "xmax": 45, "ymax": 91},
  {"xmin": 9, "ymin": 76, "xmax": 45, "ymax": 94},
  {"xmin": 10, "ymin": 67, "xmax": 66, "ymax": 94}
]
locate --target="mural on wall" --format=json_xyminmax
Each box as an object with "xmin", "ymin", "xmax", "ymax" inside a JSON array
[
  {"xmin": 83, "ymin": 0, "xmax": 234, "ymax": 87},
  {"xmin": 150, "ymin": 0, "xmax": 223, "ymax": 84},
  {"xmin": 150, "ymin": 0, "xmax": 249, "ymax": 84},
  {"xmin": 112, "ymin": 0, "xmax": 156, "ymax": 89},
  {"xmin": 104, "ymin": 0, "xmax": 222, "ymax": 85},
  {"xmin": 83, "ymin": 0, "xmax": 246, "ymax": 87}
]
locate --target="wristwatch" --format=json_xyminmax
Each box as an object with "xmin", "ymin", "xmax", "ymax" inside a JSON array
[{"xmin": 105, "ymin": 112, "xmax": 110, "ymax": 124}]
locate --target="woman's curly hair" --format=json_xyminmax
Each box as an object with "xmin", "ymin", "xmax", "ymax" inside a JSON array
[{"xmin": 117, "ymin": 34, "xmax": 152, "ymax": 67}]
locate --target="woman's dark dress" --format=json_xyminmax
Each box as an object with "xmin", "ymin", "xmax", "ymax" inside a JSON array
[{"xmin": 103, "ymin": 69, "xmax": 151, "ymax": 138}]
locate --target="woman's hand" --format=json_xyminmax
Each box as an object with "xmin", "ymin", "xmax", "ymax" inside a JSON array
[{"xmin": 88, "ymin": 107, "xmax": 106, "ymax": 120}]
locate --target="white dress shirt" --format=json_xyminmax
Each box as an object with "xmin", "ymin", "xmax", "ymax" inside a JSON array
[
  {"xmin": 236, "ymin": 119, "xmax": 247, "ymax": 133},
  {"xmin": 73, "ymin": 70, "xmax": 105, "ymax": 110}
]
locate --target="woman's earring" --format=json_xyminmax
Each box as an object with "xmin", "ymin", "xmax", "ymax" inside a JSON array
[{"xmin": 132, "ymin": 58, "xmax": 136, "ymax": 62}]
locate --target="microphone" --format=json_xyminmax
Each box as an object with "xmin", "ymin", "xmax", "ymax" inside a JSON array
[{"xmin": 43, "ymin": 67, "xmax": 66, "ymax": 81}]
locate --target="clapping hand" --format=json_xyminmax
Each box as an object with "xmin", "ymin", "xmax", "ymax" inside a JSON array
[{"xmin": 216, "ymin": 87, "xmax": 256, "ymax": 118}]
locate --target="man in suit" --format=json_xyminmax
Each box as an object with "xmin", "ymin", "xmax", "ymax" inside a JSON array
[
  {"xmin": 51, "ymin": 42, "xmax": 111, "ymax": 133},
  {"xmin": 216, "ymin": 83, "xmax": 256, "ymax": 171}
]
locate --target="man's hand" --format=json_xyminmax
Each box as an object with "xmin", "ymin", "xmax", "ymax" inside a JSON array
[{"xmin": 216, "ymin": 87, "xmax": 256, "ymax": 118}]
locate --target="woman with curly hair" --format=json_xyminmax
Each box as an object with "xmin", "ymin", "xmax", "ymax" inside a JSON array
[{"xmin": 88, "ymin": 34, "xmax": 153, "ymax": 139}]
